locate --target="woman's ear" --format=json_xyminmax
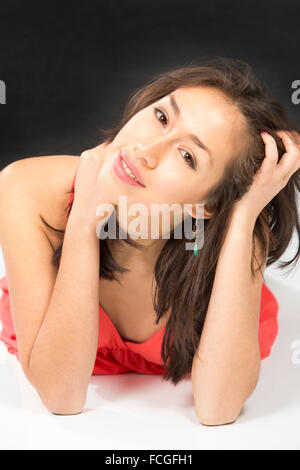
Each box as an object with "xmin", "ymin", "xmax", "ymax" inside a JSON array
[
  {"xmin": 203, "ymin": 206, "xmax": 214, "ymax": 219},
  {"xmin": 188, "ymin": 203, "xmax": 214, "ymax": 220}
]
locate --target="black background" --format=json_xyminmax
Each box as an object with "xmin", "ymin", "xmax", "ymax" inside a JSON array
[{"xmin": 0, "ymin": 0, "xmax": 299, "ymax": 169}]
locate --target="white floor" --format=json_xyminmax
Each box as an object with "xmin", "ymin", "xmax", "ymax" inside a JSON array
[{"xmin": 0, "ymin": 239, "xmax": 300, "ymax": 450}]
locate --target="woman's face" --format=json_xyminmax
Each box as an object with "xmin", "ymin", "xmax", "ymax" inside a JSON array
[{"xmin": 99, "ymin": 86, "xmax": 247, "ymax": 237}]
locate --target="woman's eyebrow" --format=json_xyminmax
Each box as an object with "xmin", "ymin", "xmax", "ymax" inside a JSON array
[{"xmin": 168, "ymin": 94, "xmax": 213, "ymax": 166}]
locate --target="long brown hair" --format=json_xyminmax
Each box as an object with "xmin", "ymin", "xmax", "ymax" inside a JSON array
[{"xmin": 41, "ymin": 57, "xmax": 300, "ymax": 385}]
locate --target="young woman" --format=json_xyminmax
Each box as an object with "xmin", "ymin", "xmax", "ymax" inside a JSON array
[{"xmin": 0, "ymin": 57, "xmax": 300, "ymax": 424}]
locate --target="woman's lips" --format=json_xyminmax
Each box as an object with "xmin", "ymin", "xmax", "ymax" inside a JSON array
[
  {"xmin": 113, "ymin": 151, "xmax": 146, "ymax": 188},
  {"xmin": 120, "ymin": 149, "xmax": 146, "ymax": 187}
]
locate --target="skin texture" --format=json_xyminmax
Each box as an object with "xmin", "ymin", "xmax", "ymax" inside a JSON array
[{"xmin": 89, "ymin": 86, "xmax": 248, "ymax": 269}]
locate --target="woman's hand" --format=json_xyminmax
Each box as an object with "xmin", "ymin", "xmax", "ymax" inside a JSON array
[
  {"xmin": 234, "ymin": 130, "xmax": 300, "ymax": 221},
  {"xmin": 71, "ymin": 141, "xmax": 117, "ymax": 231}
]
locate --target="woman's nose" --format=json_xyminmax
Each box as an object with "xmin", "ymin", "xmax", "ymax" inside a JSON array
[
  {"xmin": 135, "ymin": 136, "xmax": 167, "ymax": 168},
  {"xmin": 134, "ymin": 143, "xmax": 156, "ymax": 168}
]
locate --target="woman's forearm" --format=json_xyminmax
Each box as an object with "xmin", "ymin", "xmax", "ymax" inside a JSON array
[
  {"xmin": 28, "ymin": 211, "xmax": 101, "ymax": 414},
  {"xmin": 192, "ymin": 209, "xmax": 261, "ymax": 425}
]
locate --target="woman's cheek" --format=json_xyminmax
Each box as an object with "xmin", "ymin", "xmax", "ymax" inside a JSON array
[{"xmin": 157, "ymin": 180, "xmax": 187, "ymax": 204}]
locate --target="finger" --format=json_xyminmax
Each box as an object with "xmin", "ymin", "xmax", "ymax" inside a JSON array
[
  {"xmin": 274, "ymin": 132, "xmax": 300, "ymax": 177},
  {"xmin": 276, "ymin": 130, "xmax": 300, "ymax": 158},
  {"xmin": 81, "ymin": 149, "xmax": 93, "ymax": 157},
  {"xmin": 289, "ymin": 131, "xmax": 300, "ymax": 146},
  {"xmin": 260, "ymin": 132, "xmax": 279, "ymax": 167},
  {"xmin": 275, "ymin": 130, "xmax": 298, "ymax": 155}
]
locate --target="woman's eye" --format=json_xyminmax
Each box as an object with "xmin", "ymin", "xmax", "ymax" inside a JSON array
[
  {"xmin": 154, "ymin": 107, "xmax": 168, "ymax": 126},
  {"xmin": 154, "ymin": 107, "xmax": 196, "ymax": 169},
  {"xmin": 179, "ymin": 149, "xmax": 196, "ymax": 169}
]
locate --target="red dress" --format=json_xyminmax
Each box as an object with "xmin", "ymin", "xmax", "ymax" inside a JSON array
[{"xmin": 0, "ymin": 172, "xmax": 279, "ymax": 375}]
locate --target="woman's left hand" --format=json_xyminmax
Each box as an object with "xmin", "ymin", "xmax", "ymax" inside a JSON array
[{"xmin": 234, "ymin": 130, "xmax": 300, "ymax": 221}]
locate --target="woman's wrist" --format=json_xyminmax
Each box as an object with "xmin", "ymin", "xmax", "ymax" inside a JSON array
[
  {"xmin": 67, "ymin": 204, "xmax": 104, "ymax": 238},
  {"xmin": 231, "ymin": 202, "xmax": 258, "ymax": 231}
]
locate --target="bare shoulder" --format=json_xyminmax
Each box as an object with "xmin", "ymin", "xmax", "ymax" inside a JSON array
[{"xmin": 1, "ymin": 154, "xmax": 80, "ymax": 239}]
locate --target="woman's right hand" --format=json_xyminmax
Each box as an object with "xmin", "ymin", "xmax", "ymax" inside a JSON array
[{"xmin": 71, "ymin": 141, "xmax": 117, "ymax": 232}]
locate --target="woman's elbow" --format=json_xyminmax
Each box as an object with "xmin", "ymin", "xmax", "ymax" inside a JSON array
[
  {"xmin": 195, "ymin": 405, "xmax": 242, "ymax": 426},
  {"xmin": 35, "ymin": 386, "xmax": 86, "ymax": 416},
  {"xmin": 49, "ymin": 405, "xmax": 84, "ymax": 416},
  {"xmin": 45, "ymin": 396, "xmax": 85, "ymax": 415}
]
